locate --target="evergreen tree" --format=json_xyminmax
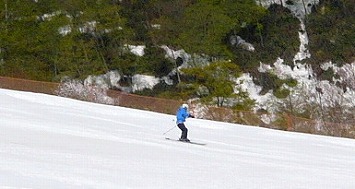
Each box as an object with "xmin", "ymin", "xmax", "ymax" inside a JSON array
[
  {"xmin": 182, "ymin": 61, "xmax": 252, "ymax": 108},
  {"xmin": 307, "ymin": 0, "xmax": 355, "ymax": 67},
  {"xmin": 176, "ymin": 0, "xmax": 266, "ymax": 61},
  {"xmin": 0, "ymin": 0, "xmax": 56, "ymax": 80}
]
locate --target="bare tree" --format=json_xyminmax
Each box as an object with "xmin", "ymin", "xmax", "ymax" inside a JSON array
[{"xmin": 300, "ymin": 0, "xmax": 309, "ymax": 20}]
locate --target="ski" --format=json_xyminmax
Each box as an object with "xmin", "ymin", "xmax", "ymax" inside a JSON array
[{"xmin": 165, "ymin": 137, "xmax": 206, "ymax": 146}]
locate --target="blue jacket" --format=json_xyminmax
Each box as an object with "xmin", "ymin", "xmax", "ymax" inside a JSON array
[{"xmin": 176, "ymin": 107, "xmax": 190, "ymax": 124}]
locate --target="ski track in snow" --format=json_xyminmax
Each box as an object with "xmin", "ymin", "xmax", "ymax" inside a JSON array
[{"xmin": 0, "ymin": 88, "xmax": 355, "ymax": 189}]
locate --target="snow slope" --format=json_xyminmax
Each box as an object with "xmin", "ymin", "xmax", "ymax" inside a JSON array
[{"xmin": 0, "ymin": 88, "xmax": 354, "ymax": 189}]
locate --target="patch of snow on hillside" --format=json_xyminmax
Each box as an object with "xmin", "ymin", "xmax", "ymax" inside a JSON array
[
  {"xmin": 257, "ymin": 0, "xmax": 319, "ymax": 18},
  {"xmin": 85, "ymin": 71, "xmax": 121, "ymax": 89},
  {"xmin": 126, "ymin": 45, "xmax": 145, "ymax": 56},
  {"xmin": 132, "ymin": 74, "xmax": 160, "ymax": 92},
  {"xmin": 235, "ymin": 73, "xmax": 273, "ymax": 110},
  {"xmin": 161, "ymin": 45, "xmax": 191, "ymax": 63},
  {"xmin": 294, "ymin": 21, "xmax": 311, "ymax": 62}
]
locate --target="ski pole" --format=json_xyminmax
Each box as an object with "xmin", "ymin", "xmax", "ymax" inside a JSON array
[{"xmin": 163, "ymin": 126, "xmax": 176, "ymax": 135}]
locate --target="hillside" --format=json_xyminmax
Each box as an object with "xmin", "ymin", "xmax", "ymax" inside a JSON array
[
  {"xmin": 1, "ymin": 88, "xmax": 355, "ymax": 188},
  {"xmin": 0, "ymin": 1, "xmax": 354, "ymax": 114}
]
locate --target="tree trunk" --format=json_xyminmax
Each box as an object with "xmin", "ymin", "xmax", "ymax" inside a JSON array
[
  {"xmin": 301, "ymin": 0, "xmax": 308, "ymax": 19},
  {"xmin": 171, "ymin": 48, "xmax": 181, "ymax": 83}
]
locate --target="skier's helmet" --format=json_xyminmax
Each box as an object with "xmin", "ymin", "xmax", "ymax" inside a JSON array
[{"xmin": 182, "ymin": 103, "xmax": 189, "ymax": 109}]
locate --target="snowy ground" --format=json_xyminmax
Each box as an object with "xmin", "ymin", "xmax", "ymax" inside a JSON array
[{"xmin": 1, "ymin": 88, "xmax": 354, "ymax": 189}]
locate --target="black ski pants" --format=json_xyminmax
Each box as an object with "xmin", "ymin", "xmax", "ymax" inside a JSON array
[{"xmin": 177, "ymin": 123, "xmax": 188, "ymax": 139}]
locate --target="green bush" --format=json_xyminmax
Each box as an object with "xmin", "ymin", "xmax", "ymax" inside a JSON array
[
  {"xmin": 274, "ymin": 88, "xmax": 290, "ymax": 99},
  {"xmin": 285, "ymin": 78, "xmax": 298, "ymax": 87}
]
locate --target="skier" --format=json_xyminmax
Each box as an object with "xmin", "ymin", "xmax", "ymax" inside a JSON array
[{"xmin": 176, "ymin": 103, "xmax": 194, "ymax": 142}]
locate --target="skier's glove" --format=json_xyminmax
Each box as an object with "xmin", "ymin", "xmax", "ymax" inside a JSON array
[{"xmin": 189, "ymin": 115, "xmax": 195, "ymax": 118}]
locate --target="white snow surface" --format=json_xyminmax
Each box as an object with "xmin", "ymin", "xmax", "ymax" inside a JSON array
[{"xmin": 1, "ymin": 88, "xmax": 355, "ymax": 189}]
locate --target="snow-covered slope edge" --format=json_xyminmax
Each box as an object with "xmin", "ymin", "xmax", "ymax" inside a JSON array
[{"xmin": 1, "ymin": 88, "xmax": 354, "ymax": 189}]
